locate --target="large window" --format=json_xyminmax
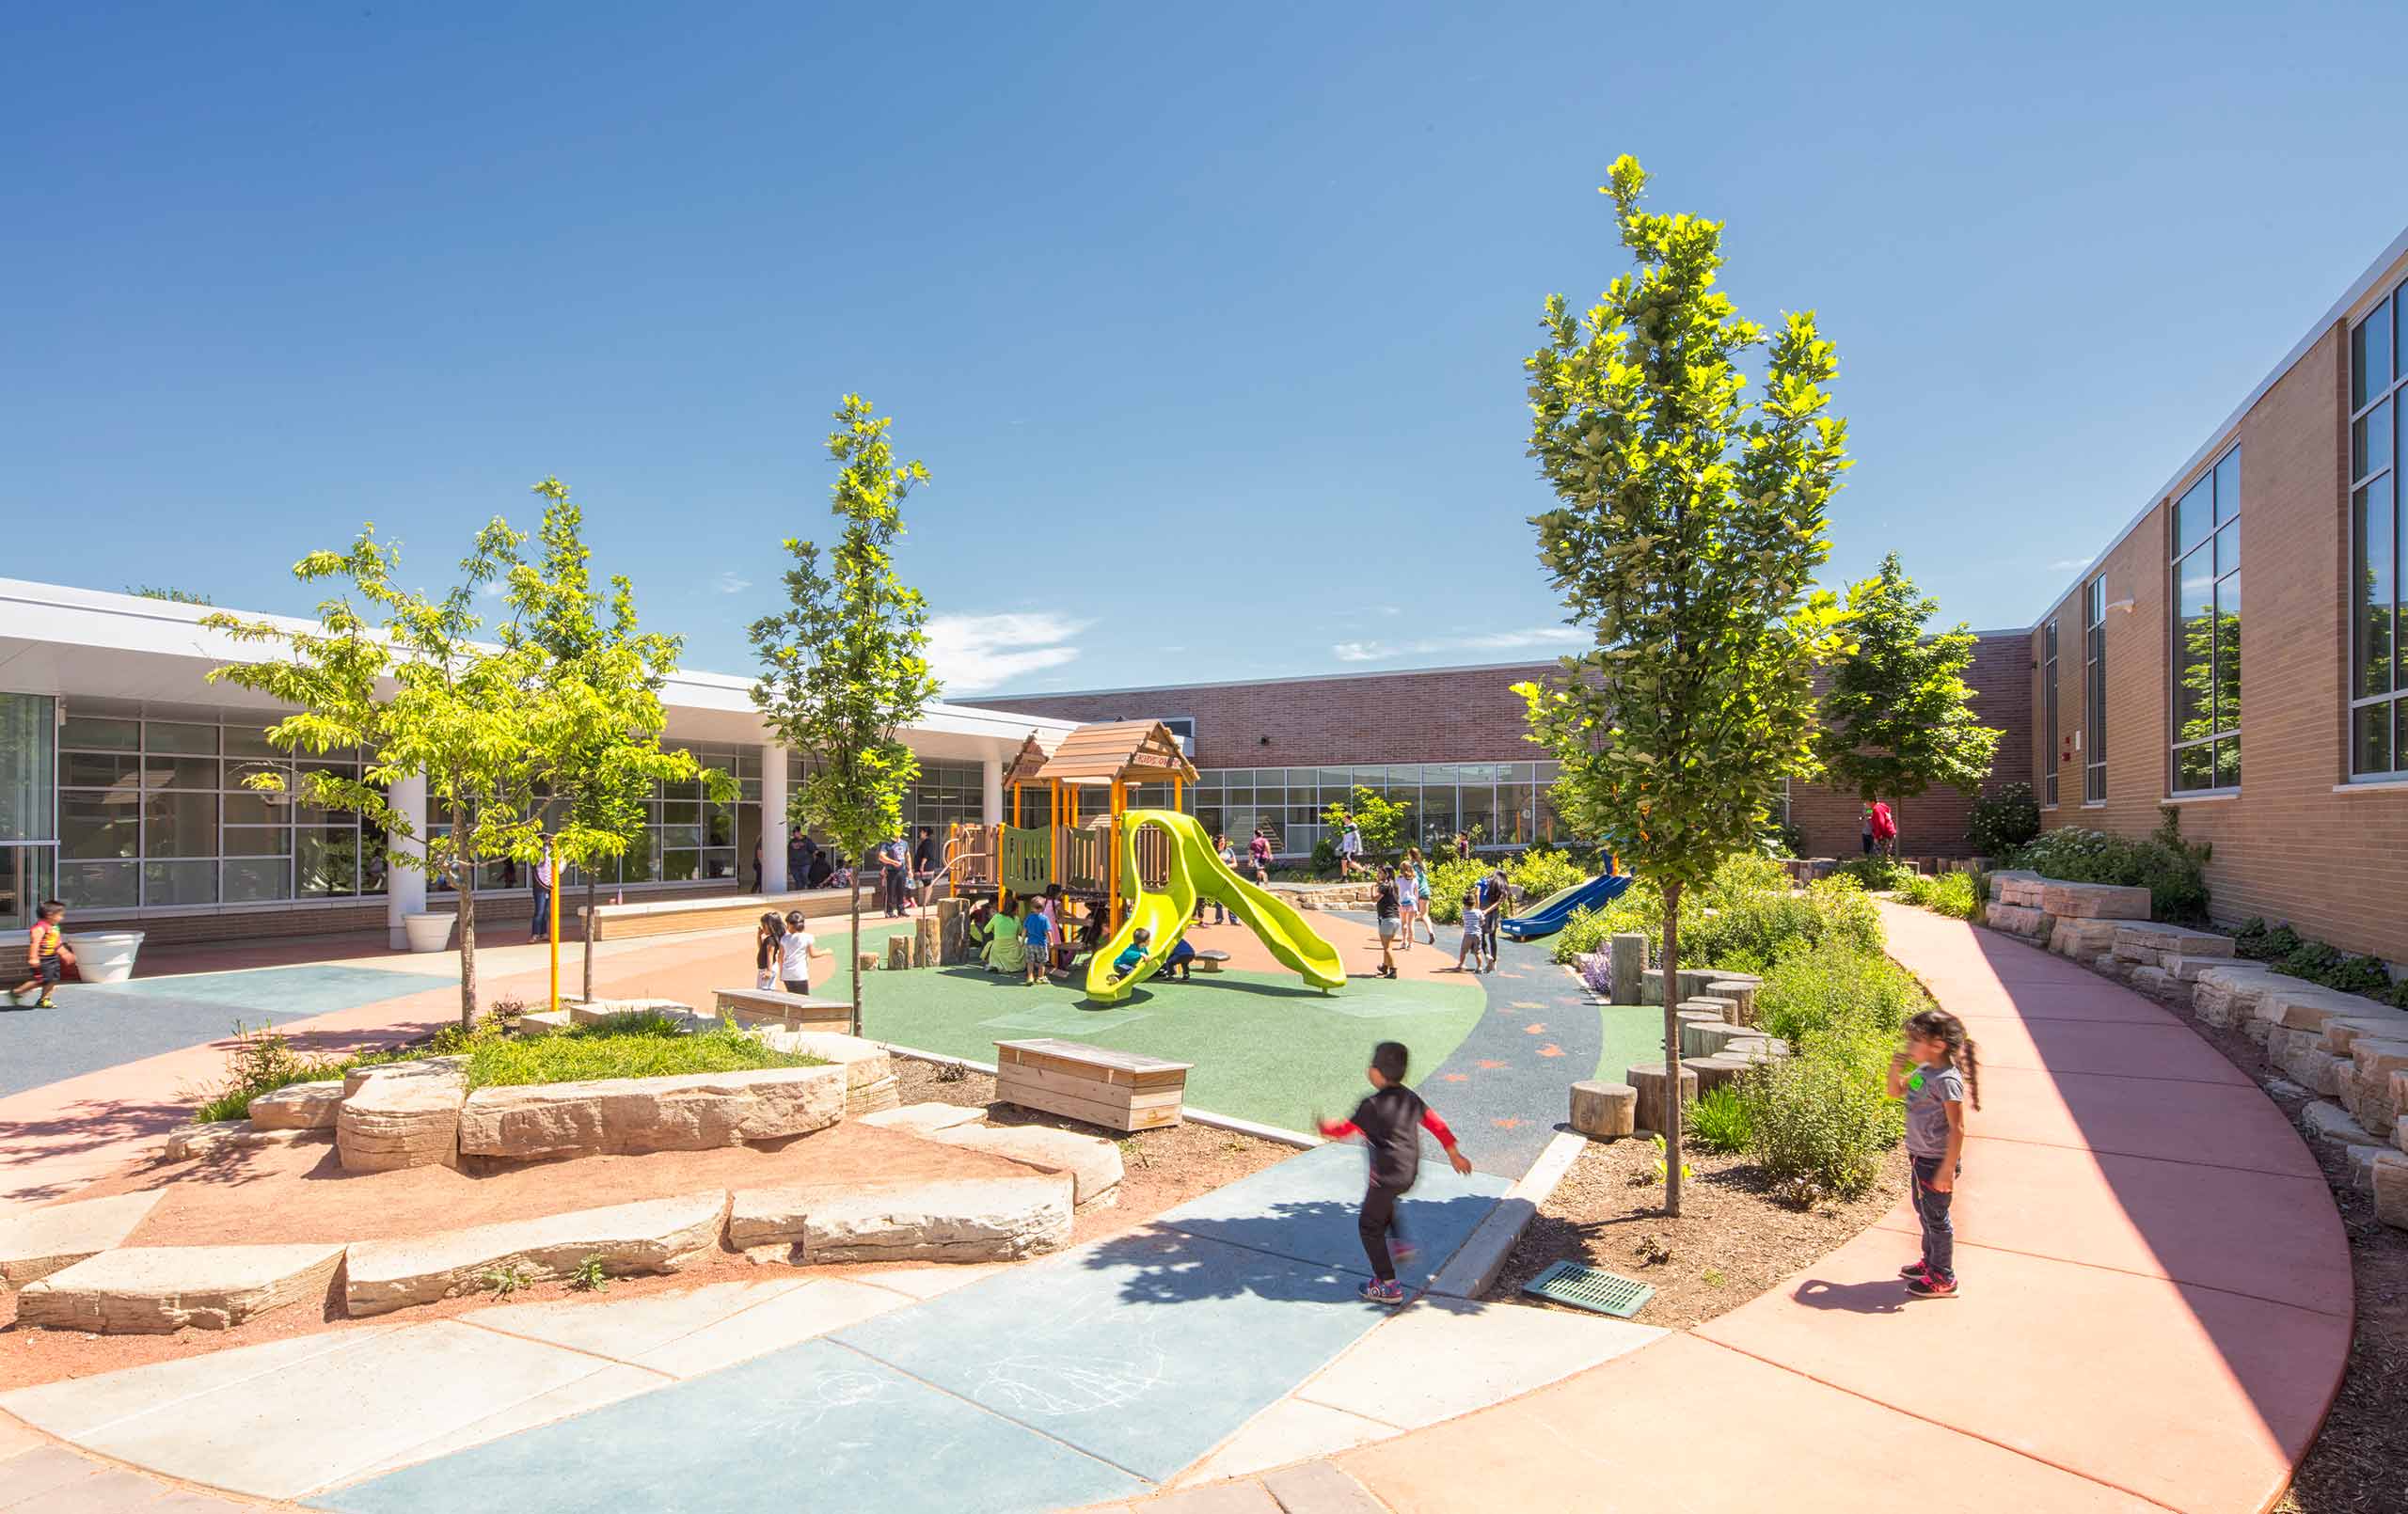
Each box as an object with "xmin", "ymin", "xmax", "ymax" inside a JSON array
[
  {"xmin": 2042, "ymin": 619, "xmax": 2059, "ymax": 807},
  {"xmin": 0, "ymin": 694, "xmax": 57, "ymax": 933},
  {"xmin": 787, "ymin": 754, "xmax": 984, "ymax": 861},
  {"xmin": 1192, "ymin": 762, "xmax": 1561, "ymax": 857},
  {"xmin": 54, "ymin": 707, "xmax": 386, "ymax": 912},
  {"xmin": 2084, "ymin": 577, "xmax": 2108, "ymax": 803},
  {"xmin": 2352, "ymin": 280, "xmax": 2405, "ymax": 779},
  {"xmin": 2170, "ymin": 445, "xmax": 2242, "ymax": 792}
]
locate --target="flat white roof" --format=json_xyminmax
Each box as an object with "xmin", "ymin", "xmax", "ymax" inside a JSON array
[{"xmin": 0, "ymin": 577, "xmax": 1077, "ymax": 761}]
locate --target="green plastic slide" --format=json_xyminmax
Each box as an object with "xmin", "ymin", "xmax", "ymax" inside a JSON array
[{"xmin": 1084, "ymin": 809, "xmax": 1346, "ymax": 1001}]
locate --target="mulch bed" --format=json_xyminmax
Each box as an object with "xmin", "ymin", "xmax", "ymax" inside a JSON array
[{"xmin": 1484, "ymin": 1137, "xmax": 1909, "ymax": 1330}]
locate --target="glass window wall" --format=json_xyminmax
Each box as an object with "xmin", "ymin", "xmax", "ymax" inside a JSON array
[
  {"xmin": 2352, "ymin": 278, "xmax": 2407, "ymax": 779},
  {"xmin": 1192, "ymin": 761, "xmax": 1561, "ymax": 857},
  {"xmin": 2170, "ymin": 443, "xmax": 2242, "ymax": 792}
]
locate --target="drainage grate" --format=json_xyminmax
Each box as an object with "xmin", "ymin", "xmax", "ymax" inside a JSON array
[{"xmin": 1522, "ymin": 1259, "xmax": 1654, "ymax": 1317}]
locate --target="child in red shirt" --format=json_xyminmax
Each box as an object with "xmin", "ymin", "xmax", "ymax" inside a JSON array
[{"xmin": 1318, "ymin": 1040, "xmax": 1473, "ymax": 1304}]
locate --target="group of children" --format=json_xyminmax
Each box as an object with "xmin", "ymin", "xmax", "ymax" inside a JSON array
[
  {"xmin": 1319, "ymin": 1006, "xmax": 1980, "ymax": 1307},
  {"xmin": 751, "ymin": 910, "xmax": 825, "ymax": 993},
  {"xmin": 972, "ymin": 888, "xmax": 1105, "ymax": 986}
]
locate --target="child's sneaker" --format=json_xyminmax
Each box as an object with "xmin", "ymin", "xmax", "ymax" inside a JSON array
[
  {"xmin": 1357, "ymin": 1279, "xmax": 1407, "ymax": 1305},
  {"xmin": 1898, "ymin": 1262, "xmax": 1930, "ymax": 1279},
  {"xmin": 1905, "ymin": 1272, "xmax": 1957, "ymax": 1299}
]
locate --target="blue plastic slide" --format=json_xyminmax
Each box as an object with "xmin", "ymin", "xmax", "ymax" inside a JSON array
[{"xmin": 1499, "ymin": 874, "xmax": 1633, "ymax": 941}]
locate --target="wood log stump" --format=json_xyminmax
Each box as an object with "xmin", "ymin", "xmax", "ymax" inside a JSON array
[
  {"xmin": 1685, "ymin": 1056, "xmax": 1745, "ymax": 1097},
  {"xmin": 1681, "ymin": 1017, "xmax": 1738, "ymax": 1059},
  {"xmin": 1569, "ymin": 1080, "xmax": 1637, "ymax": 1141},
  {"xmin": 1706, "ymin": 979, "xmax": 1758, "ymax": 1025},
  {"xmin": 1690, "ymin": 994, "xmax": 1740, "ymax": 1025},
  {"xmin": 886, "ymin": 937, "xmax": 910, "ymax": 971},
  {"xmin": 937, "ymin": 898, "xmax": 968, "ymax": 965},
  {"xmin": 1624, "ymin": 1062, "xmax": 1697, "ymax": 1135},
  {"xmin": 857, "ymin": 951, "xmax": 879, "ymax": 973},
  {"xmin": 913, "ymin": 916, "xmax": 938, "ymax": 968},
  {"xmin": 1609, "ymin": 934, "xmax": 1646, "ymax": 1005}
]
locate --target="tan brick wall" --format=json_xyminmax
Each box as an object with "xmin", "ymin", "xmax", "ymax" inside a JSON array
[{"xmin": 2030, "ymin": 267, "xmax": 2408, "ymax": 966}]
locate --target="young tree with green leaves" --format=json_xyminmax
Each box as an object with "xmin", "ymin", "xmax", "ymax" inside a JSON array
[
  {"xmin": 1514, "ymin": 157, "xmax": 1850, "ymax": 1215},
  {"xmin": 1814, "ymin": 551, "xmax": 2002, "ymax": 847},
  {"xmin": 750, "ymin": 396, "xmax": 940, "ymax": 1035},
  {"xmin": 503, "ymin": 479, "xmax": 736, "ymax": 1001},
  {"xmin": 205, "ymin": 524, "xmax": 549, "ymax": 1028},
  {"xmin": 1322, "ymin": 786, "xmax": 1412, "ymax": 860}
]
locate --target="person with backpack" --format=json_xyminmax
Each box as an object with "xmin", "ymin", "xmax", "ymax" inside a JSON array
[{"xmin": 1870, "ymin": 799, "xmax": 1899, "ymax": 860}]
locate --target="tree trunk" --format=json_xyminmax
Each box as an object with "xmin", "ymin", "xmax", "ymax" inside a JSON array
[
  {"xmin": 457, "ymin": 870, "xmax": 479, "ymax": 1032},
  {"xmin": 1659, "ymin": 879, "xmax": 1684, "ymax": 1217},
  {"xmin": 581, "ymin": 875, "xmax": 597, "ymax": 1001},
  {"xmin": 847, "ymin": 875, "xmax": 863, "ymax": 1037}
]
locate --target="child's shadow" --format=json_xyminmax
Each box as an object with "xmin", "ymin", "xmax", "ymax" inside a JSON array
[{"xmin": 1788, "ymin": 1277, "xmax": 1913, "ymax": 1317}]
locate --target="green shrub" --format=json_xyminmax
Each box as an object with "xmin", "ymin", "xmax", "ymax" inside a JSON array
[
  {"xmin": 1966, "ymin": 782, "xmax": 2041, "ymax": 856},
  {"xmin": 1548, "ymin": 855, "xmax": 1881, "ymax": 971},
  {"xmin": 1737, "ymin": 1026, "xmax": 1902, "ymax": 1198},
  {"xmin": 1687, "ymin": 1085, "xmax": 1753, "ymax": 1153},
  {"xmin": 1423, "ymin": 856, "xmax": 1488, "ymax": 925},
  {"xmin": 2005, "ymin": 809, "xmax": 2210, "ymax": 922},
  {"xmin": 462, "ymin": 1012, "xmax": 825, "ymax": 1089},
  {"xmin": 188, "ymin": 1022, "xmax": 410, "ymax": 1124},
  {"xmin": 2232, "ymin": 917, "xmax": 2299, "ymax": 962},
  {"xmin": 1835, "ymin": 856, "xmax": 1913, "ymax": 891},
  {"xmin": 1751, "ymin": 935, "xmax": 1931, "ymax": 1046},
  {"xmin": 1507, "ymin": 846, "xmax": 1591, "ymax": 905},
  {"xmin": 1899, "ymin": 870, "xmax": 1978, "ymax": 920}
]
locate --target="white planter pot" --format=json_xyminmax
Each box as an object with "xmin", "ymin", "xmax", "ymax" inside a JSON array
[
  {"xmin": 403, "ymin": 912, "xmax": 457, "ymax": 954},
  {"xmin": 63, "ymin": 931, "xmax": 145, "ymax": 985}
]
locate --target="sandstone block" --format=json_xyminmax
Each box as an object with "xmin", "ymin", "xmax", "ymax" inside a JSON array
[
  {"xmin": 752, "ymin": 1031, "xmax": 897, "ymax": 1118},
  {"xmin": 933, "ymin": 1124, "xmax": 1123, "ymax": 1210},
  {"xmin": 2162, "ymin": 954, "xmax": 2228, "ymax": 985},
  {"xmin": 2322, "ymin": 1016, "xmax": 2408, "ymax": 1053},
  {"xmin": 2283, "ymin": 1046, "xmax": 2345, "ymax": 1097},
  {"xmin": 1984, "ymin": 904, "xmax": 2052, "ymax": 938},
  {"xmin": 17, "ymin": 1243, "xmax": 344, "ymax": 1333},
  {"xmin": 2348, "ymin": 1142, "xmax": 2386, "ymax": 1194},
  {"xmin": 338, "ymin": 1061, "xmax": 467, "ymax": 1173},
  {"xmin": 2052, "ymin": 918, "xmax": 2121, "ymax": 956},
  {"xmin": 563, "ymin": 998, "xmax": 699, "ymax": 1028},
  {"xmin": 1988, "ymin": 872, "xmax": 2044, "ymax": 907},
  {"xmin": 730, "ymin": 1175, "xmax": 1072, "ymax": 1265},
  {"xmin": 2304, "ymin": 1099, "xmax": 2387, "ymax": 1151},
  {"xmin": 2039, "ymin": 881, "xmax": 2151, "ymax": 920},
  {"xmin": 515, "ymin": 1009, "xmax": 572, "ymax": 1037},
  {"xmin": 2114, "ymin": 923, "xmax": 2233, "ymax": 961},
  {"xmin": 860, "ymin": 1101, "xmax": 989, "ymax": 1137},
  {"xmin": 2346, "ymin": 1040, "xmax": 2408, "ymax": 1135},
  {"xmin": 165, "ymin": 1121, "xmax": 330, "ymax": 1162},
  {"xmin": 248, "ymin": 1080, "xmax": 346, "ymax": 1130},
  {"xmin": 2130, "ymin": 966, "xmax": 2173, "ymax": 1001},
  {"xmin": 2372, "ymin": 1151, "xmax": 2408, "ymax": 1230},
  {"xmin": 343, "ymin": 1191, "xmax": 728, "ymax": 1317},
  {"xmin": 1624, "ymin": 1062, "xmax": 1697, "ymax": 1136},
  {"xmin": 0, "ymin": 1191, "xmax": 163, "ymax": 1288},
  {"xmin": 1569, "ymin": 1080, "xmax": 1637, "ymax": 1140},
  {"xmin": 455, "ymin": 1065, "xmax": 846, "ymax": 1160}
]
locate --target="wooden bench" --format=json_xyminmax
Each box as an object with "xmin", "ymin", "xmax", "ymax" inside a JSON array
[
  {"xmin": 713, "ymin": 987, "xmax": 851, "ymax": 1032},
  {"xmin": 993, "ymin": 1038, "xmax": 1193, "ymax": 1132}
]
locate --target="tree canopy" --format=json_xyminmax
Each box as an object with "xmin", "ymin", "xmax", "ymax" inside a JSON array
[{"xmin": 1814, "ymin": 551, "xmax": 2001, "ymax": 812}]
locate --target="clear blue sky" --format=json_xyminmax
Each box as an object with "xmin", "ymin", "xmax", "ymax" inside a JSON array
[{"xmin": 5, "ymin": 3, "xmax": 2400, "ymax": 696}]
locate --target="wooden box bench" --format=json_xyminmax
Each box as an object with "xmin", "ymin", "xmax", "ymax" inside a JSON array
[
  {"xmin": 713, "ymin": 987, "xmax": 852, "ymax": 1033},
  {"xmin": 993, "ymin": 1038, "xmax": 1193, "ymax": 1132}
]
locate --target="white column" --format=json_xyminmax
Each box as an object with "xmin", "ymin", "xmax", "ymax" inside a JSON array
[
  {"xmin": 386, "ymin": 770, "xmax": 427, "ymax": 950},
  {"xmin": 982, "ymin": 751, "xmax": 1004, "ymax": 825},
  {"xmin": 761, "ymin": 745, "xmax": 790, "ymax": 895}
]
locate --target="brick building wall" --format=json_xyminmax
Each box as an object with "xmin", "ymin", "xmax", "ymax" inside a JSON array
[{"xmin": 2028, "ymin": 251, "xmax": 2408, "ymax": 966}]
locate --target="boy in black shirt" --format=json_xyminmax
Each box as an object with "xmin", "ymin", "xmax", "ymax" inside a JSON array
[{"xmin": 1318, "ymin": 1040, "xmax": 1473, "ymax": 1304}]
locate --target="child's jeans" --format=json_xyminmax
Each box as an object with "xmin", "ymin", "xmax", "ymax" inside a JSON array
[
  {"xmin": 1910, "ymin": 1154, "xmax": 1956, "ymax": 1281},
  {"xmin": 1359, "ymin": 1182, "xmax": 1411, "ymax": 1282}
]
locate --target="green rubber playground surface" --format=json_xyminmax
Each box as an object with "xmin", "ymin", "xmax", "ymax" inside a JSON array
[
  {"xmin": 1595, "ymin": 1001, "xmax": 1673, "ymax": 1082},
  {"xmin": 855, "ymin": 965, "xmax": 1484, "ymax": 1133}
]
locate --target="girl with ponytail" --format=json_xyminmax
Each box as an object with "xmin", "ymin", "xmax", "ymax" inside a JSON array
[{"xmin": 1888, "ymin": 1007, "xmax": 1979, "ymax": 1298}]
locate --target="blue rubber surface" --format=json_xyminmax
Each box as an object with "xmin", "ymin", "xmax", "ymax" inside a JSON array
[
  {"xmin": 0, "ymin": 966, "xmax": 451, "ymax": 1098},
  {"xmin": 1500, "ymin": 873, "xmax": 1631, "ymax": 940},
  {"xmin": 316, "ymin": 1144, "xmax": 1508, "ymax": 1512}
]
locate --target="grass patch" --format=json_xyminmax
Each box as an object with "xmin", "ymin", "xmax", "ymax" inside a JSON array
[
  {"xmin": 462, "ymin": 1011, "xmax": 825, "ymax": 1089},
  {"xmin": 1898, "ymin": 870, "xmax": 1979, "ymax": 919},
  {"xmin": 189, "ymin": 1023, "xmax": 422, "ymax": 1124}
]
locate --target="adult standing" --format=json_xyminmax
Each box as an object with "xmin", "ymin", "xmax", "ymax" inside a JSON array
[
  {"xmin": 1870, "ymin": 799, "xmax": 1898, "ymax": 860},
  {"xmin": 751, "ymin": 836, "xmax": 765, "ymax": 895},
  {"xmin": 878, "ymin": 833, "xmax": 909, "ymax": 918},
  {"xmin": 1338, "ymin": 812, "xmax": 1365, "ymax": 881},
  {"xmin": 528, "ymin": 846, "xmax": 555, "ymax": 943},
  {"xmin": 786, "ymin": 830, "xmax": 808, "ymax": 892},
  {"xmin": 1249, "ymin": 828, "xmax": 1273, "ymax": 885},
  {"xmin": 1477, "ymin": 860, "xmax": 1512, "ymax": 963},
  {"xmin": 911, "ymin": 826, "xmax": 939, "ymax": 910}
]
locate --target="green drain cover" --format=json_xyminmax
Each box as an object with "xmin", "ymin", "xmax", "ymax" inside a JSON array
[{"xmin": 1522, "ymin": 1260, "xmax": 1654, "ymax": 1318}]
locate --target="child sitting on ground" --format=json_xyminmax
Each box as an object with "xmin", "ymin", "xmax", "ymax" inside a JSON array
[{"xmin": 1317, "ymin": 1040, "xmax": 1474, "ymax": 1305}]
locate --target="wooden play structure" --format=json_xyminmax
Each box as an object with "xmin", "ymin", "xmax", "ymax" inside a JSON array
[{"xmin": 942, "ymin": 720, "xmax": 1197, "ymax": 932}]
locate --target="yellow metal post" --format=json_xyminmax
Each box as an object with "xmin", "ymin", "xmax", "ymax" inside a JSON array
[
  {"xmin": 1108, "ymin": 781, "xmax": 1124, "ymax": 933},
  {"xmin": 547, "ymin": 837, "xmax": 561, "ymax": 1013}
]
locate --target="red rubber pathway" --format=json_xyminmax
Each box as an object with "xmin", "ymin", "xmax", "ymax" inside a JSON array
[{"xmin": 1305, "ymin": 904, "xmax": 2352, "ymax": 1514}]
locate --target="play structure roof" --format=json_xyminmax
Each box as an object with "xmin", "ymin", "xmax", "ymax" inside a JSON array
[
  {"xmin": 1034, "ymin": 719, "xmax": 1200, "ymax": 786},
  {"xmin": 1003, "ymin": 732, "xmax": 1052, "ymax": 787}
]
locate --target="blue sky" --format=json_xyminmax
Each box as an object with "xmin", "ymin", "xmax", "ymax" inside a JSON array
[{"xmin": 5, "ymin": 2, "xmax": 2401, "ymax": 697}]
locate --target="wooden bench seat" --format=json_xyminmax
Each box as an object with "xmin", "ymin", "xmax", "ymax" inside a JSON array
[
  {"xmin": 993, "ymin": 1038, "xmax": 1193, "ymax": 1132},
  {"xmin": 712, "ymin": 987, "xmax": 851, "ymax": 1032}
]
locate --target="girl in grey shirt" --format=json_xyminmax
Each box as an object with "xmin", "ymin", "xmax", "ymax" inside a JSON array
[{"xmin": 1887, "ymin": 1008, "xmax": 1981, "ymax": 1298}]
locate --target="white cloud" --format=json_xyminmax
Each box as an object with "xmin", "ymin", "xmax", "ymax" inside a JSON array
[
  {"xmin": 2047, "ymin": 558, "xmax": 2092, "ymax": 573},
  {"xmin": 713, "ymin": 572, "xmax": 752, "ymax": 595},
  {"xmin": 927, "ymin": 611, "xmax": 1093, "ymax": 694},
  {"xmin": 1331, "ymin": 626, "xmax": 1583, "ymax": 663}
]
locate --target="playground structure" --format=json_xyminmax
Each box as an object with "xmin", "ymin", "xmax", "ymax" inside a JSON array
[
  {"xmin": 941, "ymin": 721, "xmax": 1343, "ymax": 1000},
  {"xmin": 1500, "ymin": 871, "xmax": 1633, "ymax": 941}
]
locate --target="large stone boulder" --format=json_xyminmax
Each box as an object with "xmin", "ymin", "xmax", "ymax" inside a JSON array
[
  {"xmin": 860, "ymin": 1101, "xmax": 989, "ymax": 1138},
  {"xmin": 0, "ymin": 1191, "xmax": 163, "ymax": 1288},
  {"xmin": 2346, "ymin": 1040, "xmax": 2408, "ymax": 1135},
  {"xmin": 752, "ymin": 1031, "xmax": 900, "ymax": 1117},
  {"xmin": 1987, "ymin": 871, "xmax": 2044, "ymax": 907},
  {"xmin": 164, "ymin": 1121, "xmax": 330, "ymax": 1162},
  {"xmin": 2372, "ymin": 1151, "xmax": 2408, "ymax": 1230},
  {"xmin": 933, "ymin": 1124, "xmax": 1122, "ymax": 1210},
  {"xmin": 1983, "ymin": 903, "xmax": 2052, "ymax": 939},
  {"xmin": 455, "ymin": 1065, "xmax": 847, "ymax": 1160},
  {"xmin": 2192, "ymin": 963, "xmax": 2284, "ymax": 1027},
  {"xmin": 248, "ymin": 1080, "xmax": 346, "ymax": 1130},
  {"xmin": 338, "ymin": 1060, "xmax": 467, "ymax": 1173},
  {"xmin": 2112, "ymin": 923, "xmax": 2235, "ymax": 966},
  {"xmin": 16, "ymin": 1243, "xmax": 345, "ymax": 1333},
  {"xmin": 563, "ymin": 997, "xmax": 702, "ymax": 1028},
  {"xmin": 343, "ymin": 1191, "xmax": 729, "ymax": 1317},
  {"xmin": 729, "ymin": 1175, "xmax": 1073, "ymax": 1264},
  {"xmin": 2039, "ymin": 881, "xmax": 2150, "ymax": 920},
  {"xmin": 2050, "ymin": 918, "xmax": 2121, "ymax": 958}
]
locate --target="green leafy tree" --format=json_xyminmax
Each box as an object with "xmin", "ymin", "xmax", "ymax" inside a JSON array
[
  {"xmin": 1322, "ymin": 785, "xmax": 1412, "ymax": 860},
  {"xmin": 1814, "ymin": 552, "xmax": 2002, "ymax": 845},
  {"xmin": 504, "ymin": 479, "xmax": 736, "ymax": 1001},
  {"xmin": 128, "ymin": 585, "xmax": 212, "ymax": 605},
  {"xmin": 204, "ymin": 524, "xmax": 550, "ymax": 1028},
  {"xmin": 749, "ymin": 396, "xmax": 940, "ymax": 1034},
  {"xmin": 1513, "ymin": 156, "xmax": 1850, "ymax": 1215}
]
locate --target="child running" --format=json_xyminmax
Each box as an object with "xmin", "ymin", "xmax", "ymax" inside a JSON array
[
  {"xmin": 1887, "ymin": 1007, "xmax": 1980, "ymax": 1299},
  {"xmin": 8, "ymin": 900, "xmax": 70, "ymax": 1009},
  {"xmin": 1317, "ymin": 1040, "xmax": 1474, "ymax": 1304}
]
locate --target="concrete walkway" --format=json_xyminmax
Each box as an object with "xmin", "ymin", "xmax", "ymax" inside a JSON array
[{"xmin": 1279, "ymin": 904, "xmax": 2350, "ymax": 1514}]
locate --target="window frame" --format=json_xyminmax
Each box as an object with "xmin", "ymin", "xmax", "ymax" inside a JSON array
[
  {"xmin": 2041, "ymin": 618, "xmax": 2059, "ymax": 808},
  {"xmin": 2349, "ymin": 278, "xmax": 2406, "ymax": 781},
  {"xmin": 2168, "ymin": 442, "xmax": 2242, "ymax": 796},
  {"xmin": 2083, "ymin": 576, "xmax": 2108, "ymax": 804}
]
